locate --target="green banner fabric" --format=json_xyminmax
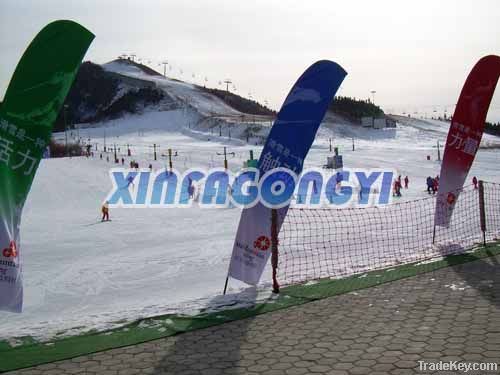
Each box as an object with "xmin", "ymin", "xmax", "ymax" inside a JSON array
[{"xmin": 0, "ymin": 20, "xmax": 94, "ymax": 312}]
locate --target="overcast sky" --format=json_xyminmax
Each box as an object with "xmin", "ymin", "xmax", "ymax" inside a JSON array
[{"xmin": 1, "ymin": 0, "xmax": 499, "ymax": 121}]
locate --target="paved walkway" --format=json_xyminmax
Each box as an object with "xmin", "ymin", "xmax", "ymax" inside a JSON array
[{"xmin": 7, "ymin": 255, "xmax": 500, "ymax": 375}]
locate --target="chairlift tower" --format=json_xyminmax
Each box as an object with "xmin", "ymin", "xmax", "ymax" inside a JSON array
[{"xmin": 161, "ymin": 61, "xmax": 168, "ymax": 77}]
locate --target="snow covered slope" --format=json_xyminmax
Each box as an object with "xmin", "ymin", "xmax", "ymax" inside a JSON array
[
  {"xmin": 104, "ymin": 60, "xmax": 245, "ymax": 117},
  {"xmin": 1, "ymin": 68, "xmax": 500, "ymax": 343},
  {"xmin": 101, "ymin": 59, "xmax": 273, "ymax": 144}
]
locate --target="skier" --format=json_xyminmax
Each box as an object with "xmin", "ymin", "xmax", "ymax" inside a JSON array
[
  {"xmin": 188, "ymin": 178, "xmax": 195, "ymax": 198},
  {"xmin": 404, "ymin": 176, "xmax": 409, "ymax": 189},
  {"xmin": 426, "ymin": 176, "xmax": 433, "ymax": 194},
  {"xmin": 121, "ymin": 158, "xmax": 125, "ymax": 165},
  {"xmin": 393, "ymin": 179, "xmax": 402, "ymax": 197},
  {"xmin": 149, "ymin": 163, "xmax": 153, "ymax": 171},
  {"xmin": 472, "ymin": 176, "xmax": 478, "ymax": 189},
  {"xmin": 432, "ymin": 176, "xmax": 439, "ymax": 194},
  {"xmin": 227, "ymin": 184, "xmax": 234, "ymax": 208},
  {"xmin": 335, "ymin": 171, "xmax": 343, "ymax": 187},
  {"xmin": 126, "ymin": 175, "xmax": 135, "ymax": 189},
  {"xmin": 101, "ymin": 201, "xmax": 110, "ymax": 222}
]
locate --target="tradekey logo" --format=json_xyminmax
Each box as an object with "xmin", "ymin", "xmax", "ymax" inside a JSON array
[{"xmin": 105, "ymin": 167, "xmax": 396, "ymax": 209}]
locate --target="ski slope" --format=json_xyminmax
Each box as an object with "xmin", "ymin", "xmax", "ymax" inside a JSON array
[
  {"xmin": 1, "ymin": 64, "xmax": 500, "ymax": 343},
  {"xmin": 103, "ymin": 60, "xmax": 243, "ymax": 118}
]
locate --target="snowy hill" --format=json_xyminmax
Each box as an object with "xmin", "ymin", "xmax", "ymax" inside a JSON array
[
  {"xmin": 61, "ymin": 59, "xmax": 418, "ymax": 147},
  {"xmin": 54, "ymin": 58, "xmax": 275, "ymax": 145},
  {"xmin": 52, "ymin": 62, "xmax": 169, "ymax": 131},
  {"xmin": 102, "ymin": 59, "xmax": 243, "ymax": 117}
]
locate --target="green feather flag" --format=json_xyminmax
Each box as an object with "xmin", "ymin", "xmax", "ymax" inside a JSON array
[{"xmin": 0, "ymin": 20, "xmax": 94, "ymax": 312}]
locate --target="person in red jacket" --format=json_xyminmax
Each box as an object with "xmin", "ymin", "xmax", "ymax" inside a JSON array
[
  {"xmin": 393, "ymin": 179, "xmax": 402, "ymax": 197},
  {"xmin": 432, "ymin": 176, "xmax": 439, "ymax": 194}
]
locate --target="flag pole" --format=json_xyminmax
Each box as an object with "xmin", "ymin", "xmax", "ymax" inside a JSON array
[{"xmin": 223, "ymin": 275, "xmax": 229, "ymax": 295}]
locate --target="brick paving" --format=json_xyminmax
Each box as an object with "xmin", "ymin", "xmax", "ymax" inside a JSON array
[{"xmin": 7, "ymin": 255, "xmax": 500, "ymax": 375}]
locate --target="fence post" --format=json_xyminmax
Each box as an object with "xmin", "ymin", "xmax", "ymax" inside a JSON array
[
  {"xmin": 478, "ymin": 180, "xmax": 486, "ymax": 246},
  {"xmin": 271, "ymin": 209, "xmax": 280, "ymax": 294}
]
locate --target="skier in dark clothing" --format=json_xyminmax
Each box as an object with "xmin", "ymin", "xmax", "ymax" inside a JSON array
[
  {"xmin": 127, "ymin": 175, "xmax": 135, "ymax": 188},
  {"xmin": 187, "ymin": 177, "xmax": 195, "ymax": 198},
  {"xmin": 472, "ymin": 176, "xmax": 478, "ymax": 189},
  {"xmin": 404, "ymin": 176, "xmax": 409, "ymax": 189},
  {"xmin": 335, "ymin": 172, "xmax": 343, "ymax": 186},
  {"xmin": 426, "ymin": 176, "xmax": 433, "ymax": 194}
]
